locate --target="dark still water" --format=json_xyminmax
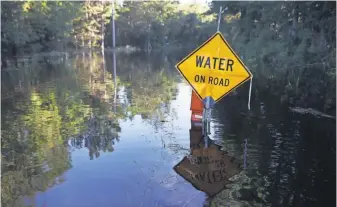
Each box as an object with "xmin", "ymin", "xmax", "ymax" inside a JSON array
[{"xmin": 1, "ymin": 52, "xmax": 335, "ymax": 207}]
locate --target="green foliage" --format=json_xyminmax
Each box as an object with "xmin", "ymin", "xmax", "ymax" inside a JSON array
[
  {"xmin": 1, "ymin": 1, "xmax": 215, "ymax": 56},
  {"xmin": 1, "ymin": 0, "xmax": 335, "ymax": 118},
  {"xmin": 209, "ymin": 1, "xmax": 336, "ymax": 113},
  {"xmin": 72, "ymin": 1, "xmax": 115, "ymax": 49},
  {"xmin": 1, "ymin": 1, "xmax": 80, "ymax": 55},
  {"xmin": 106, "ymin": 1, "xmax": 215, "ymax": 49}
]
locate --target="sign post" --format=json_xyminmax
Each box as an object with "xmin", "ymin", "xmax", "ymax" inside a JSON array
[{"xmin": 175, "ymin": 7, "xmax": 253, "ymax": 137}]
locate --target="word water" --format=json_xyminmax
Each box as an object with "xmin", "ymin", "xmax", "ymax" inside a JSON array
[{"xmin": 196, "ymin": 55, "xmax": 234, "ymax": 71}]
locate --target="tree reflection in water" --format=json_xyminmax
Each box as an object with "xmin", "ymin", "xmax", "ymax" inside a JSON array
[
  {"xmin": 1, "ymin": 51, "xmax": 179, "ymax": 207},
  {"xmin": 68, "ymin": 115, "xmax": 121, "ymax": 160}
]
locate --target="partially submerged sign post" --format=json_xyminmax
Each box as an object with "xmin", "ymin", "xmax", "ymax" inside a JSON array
[{"xmin": 175, "ymin": 6, "xmax": 253, "ymax": 136}]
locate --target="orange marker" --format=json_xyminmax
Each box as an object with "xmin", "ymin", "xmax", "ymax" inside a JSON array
[{"xmin": 190, "ymin": 90, "xmax": 203, "ymax": 122}]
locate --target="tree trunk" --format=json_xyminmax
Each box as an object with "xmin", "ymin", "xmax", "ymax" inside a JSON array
[
  {"xmin": 101, "ymin": 0, "xmax": 105, "ymax": 53},
  {"xmin": 87, "ymin": 0, "xmax": 91, "ymax": 48}
]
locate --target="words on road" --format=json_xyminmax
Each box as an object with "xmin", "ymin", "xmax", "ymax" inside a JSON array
[{"xmin": 175, "ymin": 31, "xmax": 253, "ymax": 103}]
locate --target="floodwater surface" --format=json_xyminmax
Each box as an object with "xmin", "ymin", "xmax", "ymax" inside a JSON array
[{"xmin": 1, "ymin": 52, "xmax": 335, "ymax": 207}]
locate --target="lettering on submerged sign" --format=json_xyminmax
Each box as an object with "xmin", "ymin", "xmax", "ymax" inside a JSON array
[{"xmin": 175, "ymin": 32, "xmax": 252, "ymax": 102}]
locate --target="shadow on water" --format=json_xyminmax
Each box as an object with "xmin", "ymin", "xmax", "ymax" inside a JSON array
[{"xmin": 1, "ymin": 50, "xmax": 336, "ymax": 207}]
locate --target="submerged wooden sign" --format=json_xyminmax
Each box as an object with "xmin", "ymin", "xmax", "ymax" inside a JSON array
[{"xmin": 175, "ymin": 32, "xmax": 252, "ymax": 103}]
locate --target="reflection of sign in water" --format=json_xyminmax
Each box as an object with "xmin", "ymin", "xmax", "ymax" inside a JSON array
[
  {"xmin": 175, "ymin": 32, "xmax": 252, "ymax": 103},
  {"xmin": 173, "ymin": 129, "xmax": 242, "ymax": 197}
]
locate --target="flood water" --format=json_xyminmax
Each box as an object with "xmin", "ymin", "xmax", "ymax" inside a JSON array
[{"xmin": 1, "ymin": 51, "xmax": 335, "ymax": 207}]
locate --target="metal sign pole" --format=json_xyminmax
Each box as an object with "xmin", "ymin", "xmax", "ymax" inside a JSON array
[
  {"xmin": 202, "ymin": 6, "xmax": 222, "ymax": 139},
  {"xmin": 217, "ymin": 6, "xmax": 222, "ymax": 32},
  {"xmin": 111, "ymin": 0, "xmax": 116, "ymax": 49}
]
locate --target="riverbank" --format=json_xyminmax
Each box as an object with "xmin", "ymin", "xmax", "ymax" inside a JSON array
[{"xmin": 1, "ymin": 46, "xmax": 141, "ymax": 70}]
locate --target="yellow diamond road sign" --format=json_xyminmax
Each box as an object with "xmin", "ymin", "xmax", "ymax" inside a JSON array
[{"xmin": 175, "ymin": 31, "xmax": 252, "ymax": 103}]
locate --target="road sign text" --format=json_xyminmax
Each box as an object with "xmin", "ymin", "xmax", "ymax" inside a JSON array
[
  {"xmin": 196, "ymin": 55, "xmax": 234, "ymax": 71},
  {"xmin": 194, "ymin": 75, "xmax": 230, "ymax": 87}
]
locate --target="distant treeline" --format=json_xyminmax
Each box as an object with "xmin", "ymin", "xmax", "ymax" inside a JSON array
[
  {"xmin": 1, "ymin": 1, "xmax": 336, "ymax": 113},
  {"xmin": 1, "ymin": 1, "xmax": 215, "ymax": 56},
  {"xmin": 2, "ymin": 1, "xmax": 335, "ymax": 56}
]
